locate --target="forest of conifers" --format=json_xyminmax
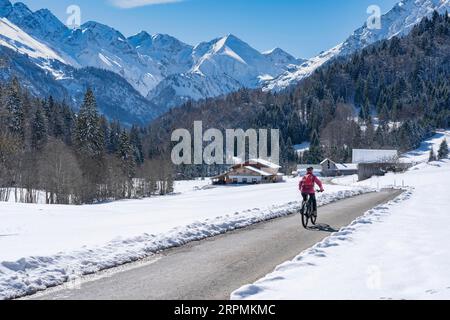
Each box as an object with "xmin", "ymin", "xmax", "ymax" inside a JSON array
[{"xmin": 0, "ymin": 84, "xmax": 173, "ymax": 204}]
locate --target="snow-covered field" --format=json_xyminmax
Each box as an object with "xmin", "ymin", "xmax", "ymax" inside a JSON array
[
  {"xmin": 232, "ymin": 131, "xmax": 450, "ymax": 300},
  {"xmin": 0, "ymin": 176, "xmax": 371, "ymax": 299}
]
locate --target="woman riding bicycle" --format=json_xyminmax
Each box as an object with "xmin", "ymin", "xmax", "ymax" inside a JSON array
[{"xmin": 299, "ymin": 167, "xmax": 324, "ymax": 217}]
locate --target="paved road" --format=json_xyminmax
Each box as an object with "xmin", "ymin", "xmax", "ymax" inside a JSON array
[{"xmin": 28, "ymin": 189, "xmax": 402, "ymax": 300}]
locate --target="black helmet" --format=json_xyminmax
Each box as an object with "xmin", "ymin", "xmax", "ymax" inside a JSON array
[{"xmin": 307, "ymin": 167, "xmax": 314, "ymax": 172}]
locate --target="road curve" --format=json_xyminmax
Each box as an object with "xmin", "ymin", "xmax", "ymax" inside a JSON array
[{"xmin": 27, "ymin": 189, "xmax": 402, "ymax": 300}]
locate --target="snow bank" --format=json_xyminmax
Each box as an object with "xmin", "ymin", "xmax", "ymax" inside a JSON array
[{"xmin": 0, "ymin": 178, "xmax": 371, "ymax": 300}]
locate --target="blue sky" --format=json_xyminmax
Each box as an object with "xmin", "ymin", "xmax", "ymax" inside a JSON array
[{"xmin": 15, "ymin": 0, "xmax": 400, "ymax": 58}]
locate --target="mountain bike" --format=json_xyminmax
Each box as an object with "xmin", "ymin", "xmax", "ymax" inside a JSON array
[{"xmin": 300, "ymin": 190, "xmax": 322, "ymax": 229}]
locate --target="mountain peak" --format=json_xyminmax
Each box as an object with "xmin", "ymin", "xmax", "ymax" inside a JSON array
[
  {"xmin": 0, "ymin": 0, "xmax": 12, "ymax": 16},
  {"xmin": 136, "ymin": 30, "xmax": 151, "ymax": 39},
  {"xmin": 264, "ymin": 47, "xmax": 282, "ymax": 54},
  {"xmin": 263, "ymin": 47, "xmax": 294, "ymax": 58},
  {"xmin": 128, "ymin": 31, "xmax": 152, "ymax": 47},
  {"xmin": 263, "ymin": 47, "xmax": 303, "ymax": 69},
  {"xmin": 211, "ymin": 33, "xmax": 254, "ymax": 54},
  {"xmin": 82, "ymin": 20, "xmax": 110, "ymax": 30},
  {"xmin": 224, "ymin": 33, "xmax": 240, "ymax": 40},
  {"xmin": 35, "ymin": 8, "xmax": 55, "ymax": 18},
  {"xmin": 34, "ymin": 8, "xmax": 67, "ymax": 30},
  {"xmin": 2, "ymin": 1, "xmax": 32, "ymax": 18},
  {"xmin": 152, "ymin": 33, "xmax": 184, "ymax": 43},
  {"xmin": 12, "ymin": 2, "xmax": 30, "ymax": 12},
  {"xmin": 220, "ymin": 33, "xmax": 246, "ymax": 45},
  {"xmin": 81, "ymin": 21, "xmax": 127, "ymax": 41},
  {"xmin": 82, "ymin": 20, "xmax": 124, "ymax": 33},
  {"xmin": 2, "ymin": 1, "xmax": 33, "ymax": 21}
]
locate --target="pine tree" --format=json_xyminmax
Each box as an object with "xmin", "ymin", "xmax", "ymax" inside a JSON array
[
  {"xmin": 129, "ymin": 125, "xmax": 144, "ymax": 165},
  {"xmin": 43, "ymin": 96, "xmax": 54, "ymax": 119},
  {"xmin": 359, "ymin": 98, "xmax": 370, "ymax": 122},
  {"xmin": 429, "ymin": 148, "xmax": 437, "ymax": 162},
  {"xmin": 61, "ymin": 104, "xmax": 74, "ymax": 146},
  {"xmin": 306, "ymin": 130, "xmax": 322, "ymax": 164},
  {"xmin": 117, "ymin": 130, "xmax": 134, "ymax": 171},
  {"xmin": 74, "ymin": 89, "xmax": 104, "ymax": 159},
  {"xmin": 31, "ymin": 107, "xmax": 47, "ymax": 150},
  {"xmin": 283, "ymin": 136, "xmax": 295, "ymax": 162},
  {"xmin": 99, "ymin": 116, "xmax": 110, "ymax": 152},
  {"xmin": 379, "ymin": 103, "xmax": 390, "ymax": 123},
  {"xmin": 5, "ymin": 78, "xmax": 24, "ymax": 140},
  {"xmin": 51, "ymin": 107, "xmax": 64, "ymax": 138},
  {"xmin": 108, "ymin": 120, "xmax": 121, "ymax": 154},
  {"xmin": 117, "ymin": 130, "xmax": 135, "ymax": 197},
  {"xmin": 438, "ymin": 139, "xmax": 449, "ymax": 159},
  {"xmin": 73, "ymin": 89, "xmax": 105, "ymax": 202},
  {"xmin": 43, "ymin": 96, "xmax": 55, "ymax": 135}
]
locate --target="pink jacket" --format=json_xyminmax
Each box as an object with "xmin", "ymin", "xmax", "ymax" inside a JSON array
[{"xmin": 299, "ymin": 174, "xmax": 324, "ymax": 194}]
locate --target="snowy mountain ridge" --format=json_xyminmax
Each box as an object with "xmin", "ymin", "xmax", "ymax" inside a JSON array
[
  {"xmin": 146, "ymin": 34, "xmax": 302, "ymax": 107},
  {"xmin": 0, "ymin": 0, "xmax": 301, "ymax": 110},
  {"xmin": 0, "ymin": 17, "xmax": 66, "ymax": 76},
  {"xmin": 0, "ymin": 15, "xmax": 162, "ymax": 125},
  {"xmin": 264, "ymin": 0, "xmax": 450, "ymax": 91}
]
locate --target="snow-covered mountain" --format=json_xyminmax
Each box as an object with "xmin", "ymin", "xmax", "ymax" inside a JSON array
[
  {"xmin": 0, "ymin": 0, "xmax": 301, "ymax": 110},
  {"xmin": 147, "ymin": 34, "xmax": 298, "ymax": 108},
  {"xmin": 263, "ymin": 44, "xmax": 343, "ymax": 92},
  {"xmin": 0, "ymin": 0, "xmax": 163, "ymax": 95},
  {"xmin": 0, "ymin": 17, "xmax": 66, "ymax": 76},
  {"xmin": 0, "ymin": 1, "xmax": 167, "ymax": 123},
  {"xmin": 128, "ymin": 31, "xmax": 193, "ymax": 77},
  {"xmin": 263, "ymin": 47, "xmax": 306, "ymax": 70},
  {"xmin": 0, "ymin": 1, "xmax": 162, "ymax": 125},
  {"xmin": 265, "ymin": 0, "xmax": 450, "ymax": 91},
  {"xmin": 0, "ymin": 43, "xmax": 163, "ymax": 126}
]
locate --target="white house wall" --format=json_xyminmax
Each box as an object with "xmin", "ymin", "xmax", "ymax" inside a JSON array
[
  {"xmin": 352, "ymin": 149, "xmax": 398, "ymax": 164},
  {"xmin": 229, "ymin": 176, "xmax": 262, "ymax": 184}
]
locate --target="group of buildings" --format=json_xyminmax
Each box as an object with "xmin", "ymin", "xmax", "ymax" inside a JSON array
[
  {"xmin": 298, "ymin": 149, "xmax": 400, "ymax": 178},
  {"xmin": 212, "ymin": 149, "xmax": 404, "ymax": 185}
]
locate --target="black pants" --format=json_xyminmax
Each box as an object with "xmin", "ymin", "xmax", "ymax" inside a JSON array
[{"xmin": 302, "ymin": 193, "xmax": 317, "ymax": 212}]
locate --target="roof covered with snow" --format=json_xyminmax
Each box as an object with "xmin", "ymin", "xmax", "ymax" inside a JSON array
[
  {"xmin": 293, "ymin": 142, "xmax": 310, "ymax": 154},
  {"xmin": 249, "ymin": 159, "xmax": 281, "ymax": 169},
  {"xmin": 336, "ymin": 163, "xmax": 358, "ymax": 170},
  {"xmin": 244, "ymin": 166, "xmax": 273, "ymax": 176},
  {"xmin": 352, "ymin": 149, "xmax": 398, "ymax": 164}
]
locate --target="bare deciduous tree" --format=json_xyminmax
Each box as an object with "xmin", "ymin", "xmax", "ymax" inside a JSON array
[{"xmin": 38, "ymin": 139, "xmax": 83, "ymax": 204}]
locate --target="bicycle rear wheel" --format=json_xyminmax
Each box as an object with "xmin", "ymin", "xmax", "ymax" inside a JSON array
[{"xmin": 301, "ymin": 203, "xmax": 310, "ymax": 228}]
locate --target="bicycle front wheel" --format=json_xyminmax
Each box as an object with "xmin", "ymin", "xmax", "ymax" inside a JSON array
[{"xmin": 311, "ymin": 212, "xmax": 317, "ymax": 225}]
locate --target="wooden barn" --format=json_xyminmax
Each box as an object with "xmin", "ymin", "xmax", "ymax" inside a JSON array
[{"xmin": 320, "ymin": 158, "xmax": 358, "ymax": 177}]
